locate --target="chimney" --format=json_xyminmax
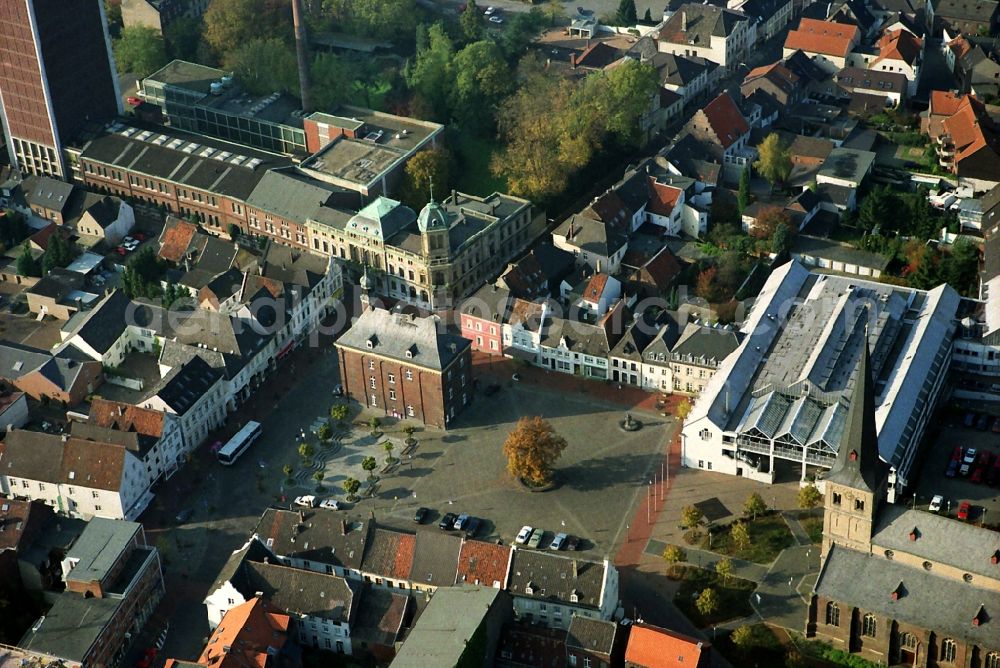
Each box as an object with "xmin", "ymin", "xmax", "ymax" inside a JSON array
[
  {"xmin": 681, "ymin": 10, "xmax": 687, "ymax": 31},
  {"xmin": 597, "ymin": 260, "xmax": 602, "ymax": 274},
  {"xmin": 291, "ymin": 0, "xmax": 313, "ymax": 113},
  {"xmin": 572, "ymin": 560, "xmax": 578, "ymax": 579},
  {"xmin": 341, "ymin": 519, "xmax": 348, "ymax": 536},
  {"xmin": 298, "ymin": 510, "xmax": 305, "ymax": 523}
]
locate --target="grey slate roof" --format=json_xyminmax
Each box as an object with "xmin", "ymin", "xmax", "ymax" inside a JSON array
[
  {"xmin": 336, "ymin": 308, "xmax": 470, "ymax": 372},
  {"xmin": 815, "ymin": 545, "xmax": 1000, "ymax": 646},
  {"xmin": 409, "ymin": 531, "xmax": 462, "ymax": 587},
  {"xmin": 461, "ymin": 284, "xmax": 512, "ymax": 322},
  {"xmin": 541, "ymin": 317, "xmax": 615, "ymax": 358},
  {"xmin": 153, "ymin": 356, "xmax": 224, "ymax": 415},
  {"xmin": 18, "ymin": 590, "xmax": 120, "ymax": 662},
  {"xmin": 817, "ymin": 147, "xmax": 877, "ymax": 185},
  {"xmin": 0, "ymin": 341, "xmax": 91, "ymax": 394},
  {"xmin": 234, "ymin": 561, "xmax": 359, "ymax": 624},
  {"xmin": 253, "ymin": 509, "xmax": 370, "ymax": 571},
  {"xmin": 207, "ymin": 536, "xmax": 276, "ymax": 597},
  {"xmin": 554, "ymin": 215, "xmax": 628, "ymax": 258},
  {"xmin": 245, "ymin": 168, "xmax": 347, "ymax": 224},
  {"xmin": 24, "ymin": 175, "xmax": 74, "ymax": 212},
  {"xmin": 823, "ymin": 341, "xmax": 884, "ymax": 493},
  {"xmin": 659, "ymin": 3, "xmax": 750, "ymax": 46},
  {"xmin": 508, "ymin": 550, "xmax": 608, "ymax": 610},
  {"xmin": 566, "ymin": 617, "xmax": 618, "ymax": 656},
  {"xmin": 610, "ymin": 312, "xmax": 663, "ymax": 361},
  {"xmin": 652, "ymin": 53, "xmax": 717, "ymax": 88},
  {"xmin": 672, "ymin": 323, "xmax": 742, "ymax": 364},
  {"xmin": 872, "ymin": 505, "xmax": 1000, "ymax": 580}
]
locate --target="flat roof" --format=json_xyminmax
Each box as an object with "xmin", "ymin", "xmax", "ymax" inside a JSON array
[
  {"xmin": 145, "ymin": 59, "xmax": 227, "ymax": 96},
  {"xmin": 65, "ymin": 517, "xmax": 140, "ymax": 584},
  {"xmin": 392, "ymin": 586, "xmax": 501, "ymax": 667},
  {"xmin": 19, "ymin": 593, "xmax": 120, "ymax": 663},
  {"xmin": 65, "ymin": 251, "xmax": 104, "ymax": 275}
]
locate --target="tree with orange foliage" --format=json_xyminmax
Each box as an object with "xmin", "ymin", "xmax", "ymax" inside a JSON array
[
  {"xmin": 503, "ymin": 416, "xmax": 568, "ymax": 486},
  {"xmin": 750, "ymin": 206, "xmax": 793, "ymax": 240},
  {"xmin": 695, "ymin": 265, "xmax": 719, "ymax": 302}
]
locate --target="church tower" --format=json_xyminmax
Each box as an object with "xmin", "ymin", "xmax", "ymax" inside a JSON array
[{"xmin": 821, "ymin": 339, "xmax": 887, "ymax": 560}]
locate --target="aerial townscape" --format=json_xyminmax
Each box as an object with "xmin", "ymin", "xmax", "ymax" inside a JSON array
[{"xmin": 1, "ymin": 0, "xmax": 1000, "ymax": 666}]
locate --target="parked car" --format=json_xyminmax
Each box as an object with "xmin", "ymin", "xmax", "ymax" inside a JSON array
[
  {"xmin": 135, "ymin": 648, "xmax": 157, "ymax": 668},
  {"xmin": 126, "ymin": 96, "xmax": 143, "ymax": 107},
  {"xmin": 294, "ymin": 495, "xmax": 317, "ymax": 508},
  {"xmin": 964, "ymin": 412, "xmax": 977, "ymax": 427},
  {"xmin": 123, "ymin": 236, "xmax": 135, "ymax": 244},
  {"xmin": 565, "ymin": 535, "xmax": 580, "ymax": 551},
  {"xmin": 550, "ymin": 532, "xmax": 568, "ymax": 550},
  {"xmin": 413, "ymin": 507, "xmax": 429, "ymax": 523},
  {"xmin": 175, "ymin": 508, "xmax": 194, "ymax": 523},
  {"xmin": 319, "ymin": 499, "xmax": 340, "ymax": 510},
  {"xmin": 114, "ymin": 246, "xmax": 127, "ymax": 256},
  {"xmin": 464, "ymin": 517, "xmax": 481, "ymax": 538},
  {"xmin": 515, "ymin": 525, "xmax": 533, "ymax": 544},
  {"xmin": 945, "ymin": 458, "xmax": 959, "ymax": 478},
  {"xmin": 928, "ymin": 495, "xmax": 943, "ymax": 513},
  {"xmin": 972, "ymin": 451, "xmax": 992, "ymax": 484},
  {"xmin": 489, "ymin": 15, "xmax": 503, "ymax": 23},
  {"xmin": 526, "ymin": 528, "xmax": 544, "ymax": 549},
  {"xmin": 987, "ymin": 456, "xmax": 1000, "ymax": 487},
  {"xmin": 439, "ymin": 512, "xmax": 457, "ymax": 530},
  {"xmin": 951, "ymin": 445, "xmax": 963, "ymax": 462},
  {"xmin": 957, "ymin": 501, "xmax": 970, "ymax": 521},
  {"xmin": 483, "ymin": 5, "xmax": 495, "ymax": 14},
  {"xmin": 976, "ymin": 413, "xmax": 991, "ymax": 431},
  {"xmin": 453, "ymin": 513, "xmax": 470, "ymax": 531},
  {"xmin": 960, "ymin": 448, "xmax": 977, "ymax": 476}
]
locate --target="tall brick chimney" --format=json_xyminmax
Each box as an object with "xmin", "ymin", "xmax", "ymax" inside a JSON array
[{"xmin": 292, "ymin": 0, "xmax": 313, "ymax": 113}]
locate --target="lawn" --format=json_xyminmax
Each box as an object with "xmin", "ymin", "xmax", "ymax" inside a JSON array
[
  {"xmin": 802, "ymin": 517, "xmax": 824, "ymax": 544},
  {"xmin": 700, "ymin": 513, "xmax": 796, "ymax": 564},
  {"xmin": 671, "ymin": 565, "xmax": 756, "ymax": 627},
  {"xmin": 451, "ymin": 132, "xmax": 508, "ymax": 197}
]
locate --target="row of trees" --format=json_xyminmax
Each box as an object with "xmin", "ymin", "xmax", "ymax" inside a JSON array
[{"xmin": 16, "ymin": 232, "xmax": 76, "ymax": 279}]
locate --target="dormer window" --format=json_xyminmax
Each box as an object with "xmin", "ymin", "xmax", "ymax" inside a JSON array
[
  {"xmin": 525, "ymin": 582, "xmax": 535, "ymax": 595},
  {"xmin": 367, "ymin": 335, "xmax": 378, "ymax": 349},
  {"xmin": 570, "ymin": 589, "xmax": 580, "ymax": 603}
]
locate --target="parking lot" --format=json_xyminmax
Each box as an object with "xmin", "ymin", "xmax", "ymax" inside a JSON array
[{"xmin": 913, "ymin": 410, "xmax": 1000, "ymax": 525}]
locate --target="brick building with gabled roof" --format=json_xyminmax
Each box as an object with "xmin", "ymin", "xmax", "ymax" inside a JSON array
[
  {"xmin": 783, "ymin": 17, "xmax": 861, "ymax": 72},
  {"xmin": 624, "ymin": 623, "xmax": 711, "ymax": 667},
  {"xmin": 455, "ymin": 538, "xmax": 511, "ymax": 589}
]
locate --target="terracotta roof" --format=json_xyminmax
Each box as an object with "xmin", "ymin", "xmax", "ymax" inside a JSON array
[
  {"xmin": 2, "ymin": 430, "xmax": 128, "ymax": 491},
  {"xmin": 943, "ymin": 98, "xmax": 1000, "ymax": 166},
  {"xmin": 699, "ymin": 93, "xmax": 750, "ymax": 149},
  {"xmin": 395, "ymin": 533, "xmax": 415, "ymax": 580},
  {"xmin": 196, "ymin": 598, "xmax": 290, "ymax": 668},
  {"xmin": 784, "ymin": 17, "xmax": 859, "ymax": 57},
  {"xmin": 29, "ymin": 223, "xmax": 71, "ymax": 252},
  {"xmin": 743, "ymin": 61, "xmax": 800, "ymax": 95},
  {"xmin": 583, "ymin": 273, "xmax": 611, "ymax": 302},
  {"xmin": 948, "ymin": 34, "xmax": 973, "ymax": 60},
  {"xmin": 573, "ymin": 42, "xmax": 623, "ymax": 69},
  {"xmin": 646, "ymin": 178, "xmax": 684, "ymax": 217},
  {"xmin": 624, "ymin": 623, "xmax": 709, "ymax": 667},
  {"xmin": 0, "ymin": 498, "xmax": 52, "ymax": 552},
  {"xmin": 89, "ymin": 398, "xmax": 167, "ymax": 438},
  {"xmin": 642, "ymin": 247, "xmax": 683, "ymax": 290},
  {"xmin": 929, "ymin": 89, "xmax": 967, "ymax": 117},
  {"xmin": 361, "ymin": 527, "xmax": 415, "ymax": 580},
  {"xmin": 873, "ymin": 29, "xmax": 922, "ymax": 67},
  {"xmin": 456, "ymin": 539, "xmax": 511, "ymax": 588},
  {"xmin": 158, "ymin": 218, "xmax": 199, "ymax": 263}
]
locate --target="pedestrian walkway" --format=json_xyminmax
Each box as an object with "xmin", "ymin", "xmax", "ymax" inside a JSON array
[
  {"xmin": 781, "ymin": 510, "xmax": 813, "ymax": 546},
  {"xmin": 644, "ymin": 539, "xmax": 771, "ymax": 582},
  {"xmin": 751, "ymin": 545, "xmax": 821, "ymax": 632}
]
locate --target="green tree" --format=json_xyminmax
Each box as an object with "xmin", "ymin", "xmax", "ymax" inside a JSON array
[
  {"xmin": 731, "ymin": 624, "xmax": 755, "ymax": 654},
  {"xmin": 282, "ymin": 463, "xmax": 294, "ymax": 480},
  {"xmin": 42, "ymin": 231, "xmax": 74, "ymax": 275},
  {"xmin": 642, "ymin": 7, "xmax": 653, "ymax": 23},
  {"xmin": 451, "ymin": 40, "xmax": 511, "ymax": 131},
  {"xmin": 753, "ymin": 133, "xmax": 792, "ymax": 189},
  {"xmin": 907, "ymin": 245, "xmax": 941, "ymax": 289},
  {"xmin": 113, "ymin": 26, "xmax": 168, "ymax": 78},
  {"xmin": 405, "ymin": 23, "xmax": 455, "ymax": 121},
  {"xmin": 744, "ymin": 492, "xmax": 768, "ymax": 520},
  {"xmin": 369, "ymin": 416, "xmax": 381, "ymax": 435},
  {"xmin": 104, "ymin": 0, "xmax": 122, "ymax": 31},
  {"xmin": 460, "ymin": 0, "xmax": 484, "ymax": 42},
  {"xmin": 695, "ymin": 587, "xmax": 719, "ymax": 618},
  {"xmin": 940, "ymin": 238, "xmax": 979, "ymax": 295},
  {"xmin": 310, "ymin": 53, "xmax": 359, "ymax": 110},
  {"xmin": 224, "ymin": 38, "xmax": 299, "ymax": 96},
  {"xmin": 317, "ymin": 422, "xmax": 333, "ymax": 441},
  {"xmin": 615, "ymin": 0, "xmax": 638, "ymax": 25},
  {"xmin": 797, "ymin": 483, "xmax": 823, "ymax": 510},
  {"xmin": 330, "ymin": 403, "xmax": 349, "ymax": 422},
  {"xmin": 0, "ymin": 209, "xmax": 29, "ymax": 247},
  {"xmin": 383, "ymin": 440, "xmax": 395, "ymax": 463},
  {"xmin": 503, "ymin": 415, "xmax": 568, "ymax": 486},
  {"xmin": 322, "ymin": 0, "xmax": 418, "ymax": 39},
  {"xmin": 401, "ymin": 148, "xmax": 451, "ymax": 210},
  {"xmin": 203, "ymin": 0, "xmax": 290, "ymax": 59},
  {"xmin": 362, "ymin": 455, "xmax": 378, "ymax": 480},
  {"xmin": 676, "ymin": 398, "xmax": 693, "ymax": 421},
  {"xmin": 164, "ymin": 16, "xmax": 203, "ymax": 61},
  {"xmin": 681, "ymin": 505, "xmax": 704, "ymax": 529},
  {"xmin": 738, "ymin": 168, "xmax": 751, "ymax": 214},
  {"xmin": 715, "ymin": 557, "xmax": 733, "ymax": 584},
  {"xmin": 121, "ymin": 246, "xmax": 164, "ymax": 299},
  {"xmin": 298, "ymin": 441, "xmax": 315, "ymax": 460},
  {"xmin": 662, "ymin": 544, "xmax": 686, "ymax": 564},
  {"xmin": 16, "ymin": 243, "xmax": 40, "ymax": 278},
  {"xmin": 732, "ymin": 521, "xmax": 751, "ymax": 552},
  {"xmin": 581, "ymin": 59, "xmax": 659, "ymax": 148},
  {"xmin": 312, "ymin": 470, "xmax": 325, "ymax": 489},
  {"xmin": 342, "ymin": 476, "xmax": 361, "ymax": 501},
  {"xmin": 858, "ymin": 186, "xmax": 896, "ymax": 232},
  {"xmin": 771, "ymin": 222, "xmax": 791, "ymax": 255},
  {"xmin": 500, "ymin": 10, "xmax": 546, "ymax": 58}
]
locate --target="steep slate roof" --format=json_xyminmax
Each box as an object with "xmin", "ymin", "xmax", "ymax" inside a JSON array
[
  {"xmin": 233, "ymin": 561, "xmax": 360, "ymax": 624},
  {"xmin": 153, "ymin": 356, "xmax": 224, "ymax": 415},
  {"xmin": 744, "ymin": 62, "xmax": 801, "ymax": 97},
  {"xmin": 823, "ymin": 340, "xmax": 885, "ymax": 493},
  {"xmin": 207, "ymin": 537, "xmax": 276, "ymax": 597},
  {"xmin": 659, "ymin": 3, "xmax": 750, "ymax": 46},
  {"xmin": 785, "ymin": 17, "xmax": 859, "ymax": 57},
  {"xmin": 70, "ymin": 422, "xmax": 158, "ymax": 461},
  {"xmin": 79, "ymin": 197, "xmax": 122, "ymax": 230},
  {"xmin": 625, "ymin": 623, "xmax": 708, "ymax": 667},
  {"xmin": 554, "ymin": 215, "xmax": 628, "ymax": 258},
  {"xmin": 653, "ymin": 53, "xmax": 718, "ymax": 87},
  {"xmin": 672, "ymin": 322, "xmax": 742, "ymax": 363},
  {"xmin": 24, "ymin": 175, "xmax": 74, "ymax": 212},
  {"xmin": 507, "ymin": 550, "xmax": 607, "ymax": 611},
  {"xmin": 351, "ymin": 585, "xmax": 409, "ymax": 648},
  {"xmin": 610, "ymin": 313, "xmax": 661, "ymax": 361},
  {"xmin": 461, "ymin": 284, "xmax": 512, "ymax": 322},
  {"xmin": 815, "ymin": 545, "xmax": 1000, "ymax": 646},
  {"xmin": 573, "ymin": 42, "xmax": 624, "ymax": 69},
  {"xmin": 253, "ymin": 510, "xmax": 370, "ymax": 571},
  {"xmin": 0, "ymin": 341, "xmax": 94, "ymax": 394},
  {"xmin": 337, "ymin": 308, "xmax": 470, "ymax": 372},
  {"xmin": 566, "ymin": 617, "xmax": 618, "ymax": 656},
  {"xmin": 409, "ymin": 531, "xmax": 462, "ymax": 587},
  {"xmin": 582, "ymin": 190, "xmax": 632, "ymax": 229},
  {"xmin": 455, "ymin": 539, "xmax": 511, "ymax": 588}
]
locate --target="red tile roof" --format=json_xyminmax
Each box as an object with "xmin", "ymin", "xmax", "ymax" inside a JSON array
[
  {"xmin": 394, "ymin": 533, "xmax": 415, "ymax": 580},
  {"xmin": 642, "ymin": 247, "xmax": 682, "ymax": 290},
  {"xmin": 943, "ymin": 98, "xmax": 998, "ymax": 166},
  {"xmin": 699, "ymin": 93, "xmax": 750, "ymax": 149},
  {"xmin": 929, "ymin": 90, "xmax": 967, "ymax": 117},
  {"xmin": 29, "ymin": 223, "xmax": 71, "ymax": 252},
  {"xmin": 583, "ymin": 272, "xmax": 611, "ymax": 302},
  {"xmin": 456, "ymin": 539, "xmax": 511, "ymax": 587},
  {"xmin": 873, "ymin": 29, "xmax": 922, "ymax": 67},
  {"xmin": 195, "ymin": 598, "xmax": 290, "ymax": 668},
  {"xmin": 646, "ymin": 178, "xmax": 683, "ymax": 217},
  {"xmin": 158, "ymin": 219, "xmax": 198, "ymax": 263},
  {"xmin": 90, "ymin": 398, "xmax": 167, "ymax": 438},
  {"xmin": 948, "ymin": 34, "xmax": 973, "ymax": 60},
  {"xmin": 784, "ymin": 18, "xmax": 859, "ymax": 57},
  {"xmin": 625, "ymin": 623, "xmax": 709, "ymax": 667},
  {"xmin": 573, "ymin": 42, "xmax": 623, "ymax": 69},
  {"xmin": 744, "ymin": 61, "xmax": 800, "ymax": 93}
]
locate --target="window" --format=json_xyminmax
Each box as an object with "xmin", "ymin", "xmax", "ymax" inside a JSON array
[
  {"xmin": 370, "ymin": 377, "xmax": 377, "ymax": 389},
  {"xmin": 854, "ymin": 498, "xmax": 865, "ymax": 511},
  {"xmin": 389, "ymin": 389, "xmax": 396, "ymax": 400},
  {"xmin": 370, "ymin": 394, "xmax": 377, "ymax": 407},
  {"xmin": 899, "ymin": 632, "xmax": 917, "ymax": 651},
  {"xmin": 568, "ymin": 656, "xmax": 577, "ymax": 667},
  {"xmin": 825, "ymin": 602, "xmax": 840, "ymax": 627},
  {"xmin": 388, "ymin": 373, "xmax": 395, "ymax": 384},
  {"xmin": 405, "ymin": 370, "xmax": 413, "ymax": 381},
  {"xmin": 94, "ymin": 505, "xmax": 102, "ymax": 511},
  {"xmin": 407, "ymin": 405, "xmax": 415, "ymax": 417},
  {"xmin": 861, "ymin": 613, "xmax": 877, "ymax": 637},
  {"xmin": 985, "ymin": 652, "xmax": 999, "ymax": 668},
  {"xmin": 832, "ymin": 492, "xmax": 842, "ymax": 506},
  {"xmin": 940, "ymin": 638, "xmax": 956, "ymax": 663},
  {"xmin": 369, "ymin": 360, "xmax": 375, "ymax": 370}
]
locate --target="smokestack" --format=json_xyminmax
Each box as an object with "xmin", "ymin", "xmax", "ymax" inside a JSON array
[
  {"xmin": 292, "ymin": 0, "xmax": 313, "ymax": 113},
  {"xmin": 681, "ymin": 10, "xmax": 687, "ymax": 31}
]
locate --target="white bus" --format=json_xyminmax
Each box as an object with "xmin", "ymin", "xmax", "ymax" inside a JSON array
[{"xmin": 217, "ymin": 421, "xmax": 263, "ymax": 465}]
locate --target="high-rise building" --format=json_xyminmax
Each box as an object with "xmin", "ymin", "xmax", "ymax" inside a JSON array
[{"xmin": 0, "ymin": 0, "xmax": 122, "ymax": 178}]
